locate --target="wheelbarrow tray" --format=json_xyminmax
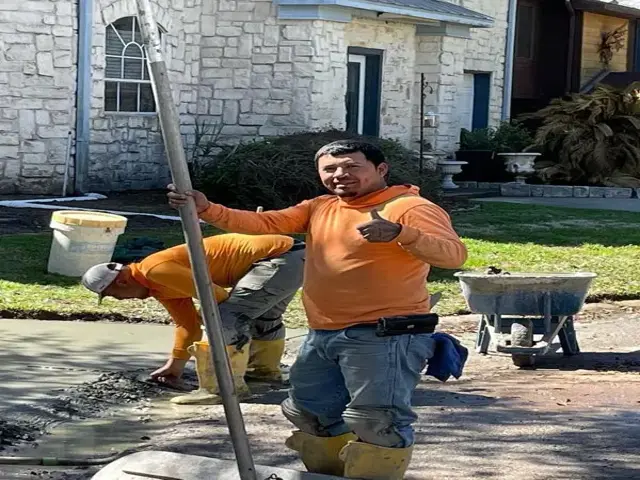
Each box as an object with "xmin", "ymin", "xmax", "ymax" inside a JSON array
[{"xmin": 454, "ymin": 272, "xmax": 596, "ymax": 316}]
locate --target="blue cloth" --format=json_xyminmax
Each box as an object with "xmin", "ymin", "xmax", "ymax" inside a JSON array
[
  {"xmin": 425, "ymin": 332, "xmax": 469, "ymax": 382},
  {"xmin": 287, "ymin": 328, "xmax": 436, "ymax": 448}
]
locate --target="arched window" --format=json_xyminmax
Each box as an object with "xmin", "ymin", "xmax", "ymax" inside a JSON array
[{"xmin": 104, "ymin": 16, "xmax": 163, "ymax": 113}]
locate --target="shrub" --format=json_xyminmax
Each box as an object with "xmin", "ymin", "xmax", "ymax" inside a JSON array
[
  {"xmin": 192, "ymin": 130, "xmax": 441, "ymax": 210},
  {"xmin": 458, "ymin": 122, "xmax": 534, "ymax": 153},
  {"xmin": 522, "ymin": 84, "xmax": 640, "ymax": 187},
  {"xmin": 458, "ymin": 127, "xmax": 494, "ymax": 151},
  {"xmin": 492, "ymin": 121, "xmax": 535, "ymax": 153}
]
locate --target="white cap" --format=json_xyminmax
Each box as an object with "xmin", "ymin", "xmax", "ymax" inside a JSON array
[{"xmin": 81, "ymin": 262, "xmax": 124, "ymax": 304}]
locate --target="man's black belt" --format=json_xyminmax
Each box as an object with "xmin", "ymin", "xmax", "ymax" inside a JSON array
[
  {"xmin": 288, "ymin": 240, "xmax": 306, "ymax": 252},
  {"xmin": 346, "ymin": 313, "xmax": 439, "ymax": 337}
]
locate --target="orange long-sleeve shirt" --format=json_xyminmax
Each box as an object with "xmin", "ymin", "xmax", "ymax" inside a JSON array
[
  {"xmin": 129, "ymin": 233, "xmax": 294, "ymax": 359},
  {"xmin": 200, "ymin": 185, "xmax": 467, "ymax": 330}
]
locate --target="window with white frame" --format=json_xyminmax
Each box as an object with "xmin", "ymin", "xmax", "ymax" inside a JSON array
[{"xmin": 104, "ymin": 16, "xmax": 163, "ymax": 113}]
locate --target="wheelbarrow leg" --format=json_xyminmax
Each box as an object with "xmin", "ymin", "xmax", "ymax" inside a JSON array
[
  {"xmin": 476, "ymin": 315, "xmax": 491, "ymax": 354},
  {"xmin": 558, "ymin": 315, "xmax": 580, "ymax": 356}
]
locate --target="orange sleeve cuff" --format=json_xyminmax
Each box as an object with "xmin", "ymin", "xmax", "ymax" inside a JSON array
[
  {"xmin": 200, "ymin": 203, "xmax": 223, "ymax": 222},
  {"xmin": 172, "ymin": 347, "xmax": 192, "ymax": 360}
]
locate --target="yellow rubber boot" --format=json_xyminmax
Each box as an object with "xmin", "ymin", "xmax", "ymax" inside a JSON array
[
  {"xmin": 285, "ymin": 430, "xmax": 358, "ymax": 476},
  {"xmin": 170, "ymin": 342, "xmax": 251, "ymax": 405},
  {"xmin": 339, "ymin": 441, "xmax": 414, "ymax": 480},
  {"xmin": 245, "ymin": 338, "xmax": 285, "ymax": 382}
]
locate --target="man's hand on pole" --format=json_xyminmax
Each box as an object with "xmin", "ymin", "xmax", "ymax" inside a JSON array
[{"xmin": 167, "ymin": 183, "xmax": 210, "ymax": 213}]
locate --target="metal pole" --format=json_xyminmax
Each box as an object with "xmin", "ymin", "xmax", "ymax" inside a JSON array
[
  {"xmin": 134, "ymin": 2, "xmax": 257, "ymax": 479},
  {"xmin": 62, "ymin": 130, "xmax": 73, "ymax": 197},
  {"xmin": 74, "ymin": 0, "xmax": 93, "ymax": 193},
  {"xmin": 502, "ymin": 0, "xmax": 518, "ymax": 120},
  {"xmin": 419, "ymin": 73, "xmax": 425, "ymax": 176}
]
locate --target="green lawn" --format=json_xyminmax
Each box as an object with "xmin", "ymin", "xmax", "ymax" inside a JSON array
[{"xmin": 2, "ymin": 202, "xmax": 640, "ymax": 328}]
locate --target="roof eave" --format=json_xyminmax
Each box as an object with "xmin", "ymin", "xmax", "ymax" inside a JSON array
[{"xmin": 277, "ymin": 0, "xmax": 495, "ymax": 27}]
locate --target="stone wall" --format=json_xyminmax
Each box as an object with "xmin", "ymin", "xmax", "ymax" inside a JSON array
[
  {"xmin": 0, "ymin": 0, "xmax": 77, "ymax": 194},
  {"xmin": 345, "ymin": 19, "xmax": 417, "ymax": 145},
  {"xmin": 89, "ymin": 0, "xmax": 349, "ymax": 191},
  {"xmin": 414, "ymin": 0, "xmax": 509, "ymax": 152},
  {"xmin": 88, "ymin": 0, "xmax": 188, "ymax": 191}
]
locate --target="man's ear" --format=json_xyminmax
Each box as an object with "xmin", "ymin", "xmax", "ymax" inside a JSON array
[
  {"xmin": 378, "ymin": 162, "xmax": 389, "ymax": 178},
  {"xmin": 114, "ymin": 269, "xmax": 130, "ymax": 287}
]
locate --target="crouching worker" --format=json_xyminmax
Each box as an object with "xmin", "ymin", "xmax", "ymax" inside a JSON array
[{"xmin": 80, "ymin": 233, "xmax": 304, "ymax": 405}]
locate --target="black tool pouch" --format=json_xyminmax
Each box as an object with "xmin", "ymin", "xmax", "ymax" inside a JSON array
[{"xmin": 375, "ymin": 313, "xmax": 439, "ymax": 337}]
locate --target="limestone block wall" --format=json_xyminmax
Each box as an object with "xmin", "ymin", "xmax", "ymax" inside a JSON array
[
  {"xmin": 89, "ymin": 0, "xmax": 349, "ymax": 191},
  {"xmin": 88, "ymin": 0, "xmax": 186, "ymax": 191},
  {"xmin": 414, "ymin": 0, "xmax": 509, "ymax": 152},
  {"xmin": 0, "ymin": 0, "xmax": 77, "ymax": 194}
]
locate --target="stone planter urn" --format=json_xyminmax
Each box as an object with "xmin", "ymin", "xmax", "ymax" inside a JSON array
[
  {"xmin": 497, "ymin": 153, "xmax": 541, "ymax": 184},
  {"xmin": 437, "ymin": 160, "xmax": 468, "ymax": 189}
]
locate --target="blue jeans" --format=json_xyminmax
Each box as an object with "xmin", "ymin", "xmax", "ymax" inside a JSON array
[{"xmin": 283, "ymin": 327, "xmax": 436, "ymax": 448}]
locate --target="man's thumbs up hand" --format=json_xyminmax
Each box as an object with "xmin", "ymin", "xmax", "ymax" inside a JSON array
[{"xmin": 356, "ymin": 209, "xmax": 402, "ymax": 243}]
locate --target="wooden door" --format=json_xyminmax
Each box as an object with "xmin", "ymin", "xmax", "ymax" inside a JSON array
[{"xmin": 513, "ymin": 0, "xmax": 541, "ymax": 99}]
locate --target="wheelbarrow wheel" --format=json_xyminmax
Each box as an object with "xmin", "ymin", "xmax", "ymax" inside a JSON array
[{"xmin": 511, "ymin": 319, "xmax": 535, "ymax": 368}]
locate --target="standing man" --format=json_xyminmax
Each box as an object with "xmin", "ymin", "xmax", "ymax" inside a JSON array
[
  {"xmin": 81, "ymin": 233, "xmax": 304, "ymax": 405},
  {"xmin": 167, "ymin": 140, "xmax": 467, "ymax": 479}
]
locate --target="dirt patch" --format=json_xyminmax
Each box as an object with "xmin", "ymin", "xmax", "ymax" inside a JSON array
[
  {"xmin": 0, "ymin": 191, "xmax": 182, "ymax": 236},
  {"xmin": 45, "ymin": 191, "xmax": 178, "ymax": 217},
  {"xmin": 0, "ymin": 205, "xmax": 181, "ymax": 236}
]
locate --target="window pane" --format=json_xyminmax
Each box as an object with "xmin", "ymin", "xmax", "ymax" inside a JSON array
[
  {"xmin": 106, "ymin": 26, "xmax": 123, "ymax": 55},
  {"xmin": 105, "ymin": 56, "xmax": 122, "ymax": 79},
  {"xmin": 119, "ymin": 82, "xmax": 138, "ymax": 112},
  {"xmin": 516, "ymin": 5, "xmax": 534, "ymax": 59},
  {"xmin": 345, "ymin": 62, "xmax": 360, "ymax": 134},
  {"xmin": 124, "ymin": 43, "xmax": 143, "ymax": 58},
  {"xmin": 123, "ymin": 57, "xmax": 143, "ymax": 80},
  {"xmin": 112, "ymin": 17, "xmax": 133, "ymax": 43},
  {"xmin": 143, "ymin": 61, "xmax": 151, "ymax": 80},
  {"xmin": 105, "ymin": 81, "xmax": 118, "ymax": 111},
  {"xmin": 140, "ymin": 83, "xmax": 156, "ymax": 112}
]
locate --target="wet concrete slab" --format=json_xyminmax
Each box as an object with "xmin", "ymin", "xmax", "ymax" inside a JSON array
[
  {"xmin": 0, "ymin": 319, "xmax": 173, "ymax": 419},
  {"xmin": 0, "ymin": 318, "xmax": 307, "ymax": 423}
]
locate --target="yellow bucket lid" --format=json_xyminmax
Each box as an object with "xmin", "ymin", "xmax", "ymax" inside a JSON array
[{"xmin": 51, "ymin": 210, "xmax": 128, "ymax": 228}]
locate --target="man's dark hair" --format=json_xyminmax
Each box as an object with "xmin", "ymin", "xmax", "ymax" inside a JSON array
[{"xmin": 314, "ymin": 140, "xmax": 387, "ymax": 166}]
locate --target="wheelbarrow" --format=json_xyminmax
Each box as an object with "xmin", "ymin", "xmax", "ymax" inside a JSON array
[{"xmin": 454, "ymin": 272, "xmax": 597, "ymax": 367}]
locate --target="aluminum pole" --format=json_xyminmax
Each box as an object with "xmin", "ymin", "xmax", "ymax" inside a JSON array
[
  {"xmin": 502, "ymin": 0, "xmax": 518, "ymax": 120},
  {"xmin": 134, "ymin": 2, "xmax": 257, "ymax": 479}
]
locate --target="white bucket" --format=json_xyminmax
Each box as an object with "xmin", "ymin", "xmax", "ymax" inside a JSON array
[{"xmin": 47, "ymin": 210, "xmax": 128, "ymax": 277}]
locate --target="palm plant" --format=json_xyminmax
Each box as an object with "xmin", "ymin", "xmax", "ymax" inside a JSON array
[{"xmin": 522, "ymin": 83, "xmax": 640, "ymax": 187}]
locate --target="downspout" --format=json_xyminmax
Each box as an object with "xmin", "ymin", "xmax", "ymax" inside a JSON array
[
  {"xmin": 74, "ymin": 0, "xmax": 93, "ymax": 194},
  {"xmin": 565, "ymin": 0, "xmax": 576, "ymax": 94},
  {"xmin": 501, "ymin": 0, "xmax": 518, "ymax": 120}
]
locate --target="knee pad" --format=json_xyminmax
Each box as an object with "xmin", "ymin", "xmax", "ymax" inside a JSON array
[
  {"xmin": 343, "ymin": 407, "xmax": 405, "ymax": 448},
  {"xmin": 281, "ymin": 397, "xmax": 330, "ymax": 437}
]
